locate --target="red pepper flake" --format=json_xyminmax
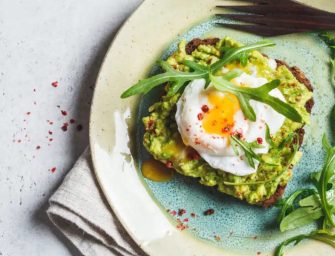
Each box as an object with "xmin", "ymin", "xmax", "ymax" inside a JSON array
[
  {"xmin": 176, "ymin": 219, "xmax": 188, "ymax": 231},
  {"xmin": 61, "ymin": 110, "xmax": 67, "ymax": 116},
  {"xmin": 70, "ymin": 119, "xmax": 76, "ymax": 124},
  {"xmin": 204, "ymin": 209, "xmax": 215, "ymax": 216},
  {"xmin": 183, "ymin": 218, "xmax": 189, "ymax": 222},
  {"xmin": 232, "ymin": 130, "xmax": 243, "ymax": 139},
  {"xmin": 257, "ymin": 137, "xmax": 263, "ymax": 144},
  {"xmin": 26, "ymin": 112, "xmax": 31, "ymax": 115},
  {"xmin": 17, "ymin": 139, "xmax": 21, "ymax": 143},
  {"xmin": 166, "ymin": 161, "xmax": 173, "ymax": 168},
  {"xmin": 201, "ymin": 105, "xmax": 209, "ymax": 113},
  {"xmin": 170, "ymin": 210, "xmax": 177, "ymax": 216},
  {"xmin": 197, "ymin": 113, "xmax": 203, "ymax": 121},
  {"xmin": 178, "ymin": 209, "xmax": 186, "ymax": 216},
  {"xmin": 49, "ymin": 138, "xmax": 53, "ymax": 142},
  {"xmin": 50, "ymin": 167, "xmax": 56, "ymax": 173},
  {"xmin": 48, "ymin": 131, "xmax": 53, "ymax": 135},
  {"xmin": 36, "ymin": 145, "xmax": 41, "ymax": 150},
  {"xmin": 61, "ymin": 123, "xmax": 69, "ymax": 132},
  {"xmin": 190, "ymin": 213, "xmax": 196, "ymax": 218},
  {"xmin": 222, "ymin": 126, "xmax": 230, "ymax": 133},
  {"xmin": 76, "ymin": 124, "xmax": 83, "ymax": 131},
  {"xmin": 51, "ymin": 81, "xmax": 59, "ymax": 88},
  {"xmin": 47, "ymin": 120, "xmax": 54, "ymax": 125},
  {"xmin": 195, "ymin": 138, "xmax": 201, "ymax": 145}
]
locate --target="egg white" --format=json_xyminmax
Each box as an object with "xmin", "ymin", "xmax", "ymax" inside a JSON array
[{"xmin": 175, "ymin": 65, "xmax": 285, "ymax": 176}]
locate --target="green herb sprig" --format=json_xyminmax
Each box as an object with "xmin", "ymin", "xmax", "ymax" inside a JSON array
[
  {"xmin": 230, "ymin": 135, "xmax": 263, "ymax": 168},
  {"xmin": 121, "ymin": 40, "xmax": 303, "ymax": 123},
  {"xmin": 210, "ymin": 75, "xmax": 302, "ymax": 122},
  {"xmin": 120, "ymin": 61, "xmax": 209, "ymax": 98},
  {"xmin": 319, "ymin": 32, "xmax": 335, "ymax": 86},
  {"xmin": 223, "ymin": 134, "xmax": 299, "ymax": 186},
  {"xmin": 275, "ymin": 135, "xmax": 335, "ymax": 255},
  {"xmin": 275, "ymin": 230, "xmax": 335, "ymax": 256}
]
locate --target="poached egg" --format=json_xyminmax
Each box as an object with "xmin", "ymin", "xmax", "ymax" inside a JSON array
[{"xmin": 175, "ymin": 65, "xmax": 285, "ymax": 176}]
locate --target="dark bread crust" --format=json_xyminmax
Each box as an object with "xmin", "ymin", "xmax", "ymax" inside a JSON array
[
  {"xmin": 260, "ymin": 59, "xmax": 314, "ymax": 207},
  {"xmin": 185, "ymin": 38, "xmax": 220, "ymax": 55}
]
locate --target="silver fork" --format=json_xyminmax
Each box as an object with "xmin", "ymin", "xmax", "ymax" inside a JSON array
[{"xmin": 216, "ymin": 0, "xmax": 335, "ymax": 36}]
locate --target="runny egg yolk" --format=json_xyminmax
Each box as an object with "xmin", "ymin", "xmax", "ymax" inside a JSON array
[{"xmin": 202, "ymin": 91, "xmax": 240, "ymax": 136}]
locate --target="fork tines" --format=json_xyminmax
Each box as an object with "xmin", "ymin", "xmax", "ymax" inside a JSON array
[{"xmin": 216, "ymin": 0, "xmax": 335, "ymax": 36}]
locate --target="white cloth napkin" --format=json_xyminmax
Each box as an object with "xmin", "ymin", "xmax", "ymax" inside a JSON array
[{"xmin": 47, "ymin": 149, "xmax": 146, "ymax": 256}]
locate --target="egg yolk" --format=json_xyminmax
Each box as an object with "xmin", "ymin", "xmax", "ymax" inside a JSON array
[{"xmin": 202, "ymin": 91, "xmax": 240, "ymax": 136}]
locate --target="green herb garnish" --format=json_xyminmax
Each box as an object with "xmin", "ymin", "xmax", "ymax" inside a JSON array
[
  {"xmin": 276, "ymin": 188, "xmax": 317, "ymax": 225},
  {"xmin": 265, "ymin": 123, "xmax": 275, "ymax": 147},
  {"xmin": 275, "ymin": 135, "xmax": 335, "ymax": 254},
  {"xmin": 318, "ymin": 134, "xmax": 335, "ymax": 227},
  {"xmin": 210, "ymin": 75, "xmax": 302, "ymax": 122},
  {"xmin": 121, "ymin": 40, "xmax": 303, "ymax": 123},
  {"xmin": 319, "ymin": 32, "xmax": 335, "ymax": 86},
  {"xmin": 224, "ymin": 135, "xmax": 298, "ymax": 186},
  {"xmin": 275, "ymin": 230, "xmax": 335, "ymax": 256},
  {"xmin": 210, "ymin": 40, "xmax": 276, "ymax": 73},
  {"xmin": 120, "ymin": 60, "xmax": 209, "ymax": 98},
  {"xmin": 230, "ymin": 135, "xmax": 262, "ymax": 169}
]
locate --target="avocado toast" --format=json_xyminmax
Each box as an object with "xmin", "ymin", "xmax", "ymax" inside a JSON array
[{"xmin": 139, "ymin": 37, "xmax": 314, "ymax": 206}]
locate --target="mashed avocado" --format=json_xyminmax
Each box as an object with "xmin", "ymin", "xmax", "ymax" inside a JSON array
[{"xmin": 142, "ymin": 37, "xmax": 312, "ymax": 205}]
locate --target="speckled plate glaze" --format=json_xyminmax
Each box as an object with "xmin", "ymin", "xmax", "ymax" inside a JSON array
[{"xmin": 90, "ymin": 0, "xmax": 335, "ymax": 255}]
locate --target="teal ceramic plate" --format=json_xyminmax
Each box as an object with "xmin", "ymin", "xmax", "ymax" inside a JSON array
[
  {"xmin": 138, "ymin": 18, "xmax": 334, "ymax": 254},
  {"xmin": 90, "ymin": 0, "xmax": 335, "ymax": 255}
]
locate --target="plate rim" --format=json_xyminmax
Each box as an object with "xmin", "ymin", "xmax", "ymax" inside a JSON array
[{"xmin": 89, "ymin": 0, "xmax": 335, "ymax": 255}]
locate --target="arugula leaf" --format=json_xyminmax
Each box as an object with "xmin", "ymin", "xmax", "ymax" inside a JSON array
[
  {"xmin": 210, "ymin": 75, "xmax": 303, "ymax": 122},
  {"xmin": 275, "ymin": 230, "xmax": 335, "ymax": 256},
  {"xmin": 224, "ymin": 134, "xmax": 298, "ymax": 186},
  {"xmin": 222, "ymin": 69, "xmax": 243, "ymax": 80},
  {"xmin": 211, "ymin": 40, "xmax": 276, "ymax": 73},
  {"xmin": 299, "ymin": 189, "xmax": 335, "ymax": 208},
  {"xmin": 317, "ymin": 134, "xmax": 335, "ymax": 227},
  {"xmin": 120, "ymin": 60, "xmax": 208, "ymax": 98},
  {"xmin": 230, "ymin": 135, "xmax": 261, "ymax": 168},
  {"xmin": 265, "ymin": 123, "xmax": 275, "ymax": 147},
  {"xmin": 277, "ymin": 189, "xmax": 316, "ymax": 224},
  {"xmin": 280, "ymin": 207, "xmax": 323, "ymax": 232},
  {"xmin": 319, "ymin": 32, "xmax": 335, "ymax": 86},
  {"xmin": 121, "ymin": 39, "xmax": 303, "ymax": 124}
]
